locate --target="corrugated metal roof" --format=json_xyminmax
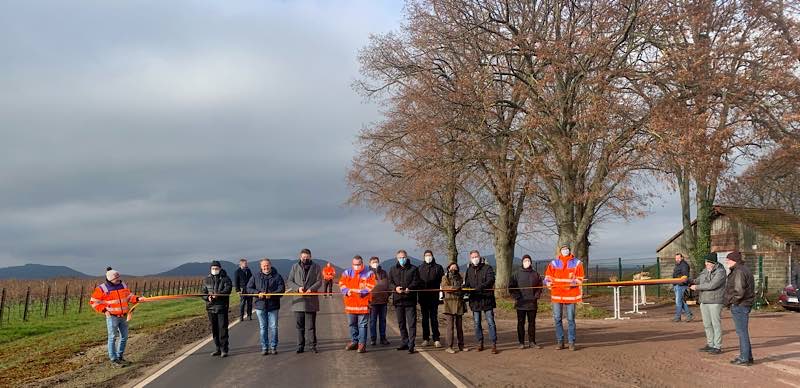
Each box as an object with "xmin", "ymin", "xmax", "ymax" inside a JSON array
[
  {"xmin": 656, "ymin": 206, "xmax": 800, "ymax": 252},
  {"xmin": 715, "ymin": 206, "xmax": 800, "ymax": 243}
]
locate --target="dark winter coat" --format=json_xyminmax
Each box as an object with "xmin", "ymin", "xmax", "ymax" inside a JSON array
[
  {"xmin": 233, "ymin": 266, "xmax": 253, "ymax": 292},
  {"xmin": 724, "ymin": 263, "xmax": 755, "ymax": 307},
  {"xmin": 418, "ymin": 259, "xmax": 445, "ymax": 305},
  {"xmin": 509, "ymin": 266, "xmax": 543, "ymax": 311},
  {"xmin": 672, "ymin": 259, "xmax": 690, "ymax": 285},
  {"xmin": 246, "ymin": 268, "xmax": 285, "ymax": 311},
  {"xmin": 369, "ymin": 266, "xmax": 391, "ymax": 306},
  {"xmin": 202, "ymin": 269, "xmax": 233, "ymax": 313},
  {"xmin": 286, "ymin": 260, "xmax": 323, "ymax": 312},
  {"xmin": 464, "ymin": 262, "xmax": 496, "ymax": 312},
  {"xmin": 388, "ymin": 261, "xmax": 422, "ymax": 307}
]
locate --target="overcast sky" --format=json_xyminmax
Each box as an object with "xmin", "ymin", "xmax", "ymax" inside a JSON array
[{"xmin": 0, "ymin": 1, "xmax": 685, "ymax": 275}]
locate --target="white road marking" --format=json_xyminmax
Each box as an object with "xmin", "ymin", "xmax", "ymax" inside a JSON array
[
  {"xmin": 133, "ymin": 318, "xmax": 241, "ymax": 388},
  {"xmin": 763, "ymin": 362, "xmax": 800, "ymax": 378},
  {"xmin": 386, "ymin": 312, "xmax": 469, "ymax": 388},
  {"xmin": 776, "ymin": 378, "xmax": 800, "ymax": 388}
]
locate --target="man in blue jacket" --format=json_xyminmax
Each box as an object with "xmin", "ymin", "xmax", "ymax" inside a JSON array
[
  {"xmin": 247, "ymin": 258, "xmax": 285, "ymax": 355},
  {"xmin": 672, "ymin": 253, "xmax": 694, "ymax": 322}
]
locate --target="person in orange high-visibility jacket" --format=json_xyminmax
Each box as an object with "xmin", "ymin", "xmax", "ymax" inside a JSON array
[
  {"xmin": 544, "ymin": 245, "xmax": 585, "ymax": 351},
  {"xmin": 323, "ymin": 262, "xmax": 336, "ymax": 298},
  {"xmin": 339, "ymin": 255, "xmax": 376, "ymax": 353},
  {"xmin": 89, "ymin": 267, "xmax": 146, "ymax": 367}
]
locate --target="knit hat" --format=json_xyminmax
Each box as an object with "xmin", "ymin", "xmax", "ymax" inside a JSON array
[
  {"xmin": 704, "ymin": 253, "xmax": 718, "ymax": 263},
  {"xmin": 105, "ymin": 267, "xmax": 120, "ymax": 282},
  {"xmin": 210, "ymin": 260, "xmax": 222, "ymax": 268},
  {"xmin": 725, "ymin": 251, "xmax": 743, "ymax": 263}
]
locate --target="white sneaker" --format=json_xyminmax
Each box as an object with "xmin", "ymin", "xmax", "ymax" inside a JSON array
[
  {"xmin": 421, "ymin": 340, "xmax": 431, "ymax": 347},
  {"xmin": 434, "ymin": 341, "xmax": 442, "ymax": 348}
]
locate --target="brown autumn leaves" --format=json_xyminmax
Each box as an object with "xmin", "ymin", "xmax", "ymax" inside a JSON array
[{"xmin": 347, "ymin": 0, "xmax": 800, "ymax": 288}]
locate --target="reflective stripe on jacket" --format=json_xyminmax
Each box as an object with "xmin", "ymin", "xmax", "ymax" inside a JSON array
[
  {"xmin": 89, "ymin": 281, "xmax": 139, "ymax": 315},
  {"xmin": 544, "ymin": 255, "xmax": 585, "ymax": 304},
  {"xmin": 339, "ymin": 268, "xmax": 376, "ymax": 314}
]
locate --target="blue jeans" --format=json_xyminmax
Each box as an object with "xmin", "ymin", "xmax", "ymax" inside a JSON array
[
  {"xmin": 472, "ymin": 310, "xmax": 497, "ymax": 344},
  {"xmin": 255, "ymin": 309, "xmax": 279, "ymax": 351},
  {"xmin": 731, "ymin": 305, "xmax": 752, "ymax": 361},
  {"xmin": 348, "ymin": 314, "xmax": 369, "ymax": 345},
  {"xmin": 552, "ymin": 303, "xmax": 576, "ymax": 344},
  {"xmin": 673, "ymin": 285, "xmax": 693, "ymax": 319},
  {"xmin": 369, "ymin": 304, "xmax": 387, "ymax": 341},
  {"xmin": 106, "ymin": 316, "xmax": 129, "ymax": 361}
]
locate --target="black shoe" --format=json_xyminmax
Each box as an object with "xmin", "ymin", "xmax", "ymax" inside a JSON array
[
  {"xmin": 731, "ymin": 358, "xmax": 752, "ymax": 366},
  {"xmin": 699, "ymin": 345, "xmax": 714, "ymax": 352},
  {"xmin": 311, "ymin": 347, "xmax": 318, "ymax": 354},
  {"xmin": 271, "ymin": 349, "xmax": 278, "ymax": 355},
  {"xmin": 408, "ymin": 348, "xmax": 415, "ymax": 354},
  {"xmin": 685, "ymin": 316, "xmax": 694, "ymax": 322},
  {"xmin": 397, "ymin": 345, "xmax": 409, "ymax": 351},
  {"xmin": 211, "ymin": 350, "xmax": 221, "ymax": 357},
  {"xmin": 110, "ymin": 359, "xmax": 125, "ymax": 368},
  {"xmin": 221, "ymin": 351, "xmax": 228, "ymax": 358},
  {"xmin": 296, "ymin": 348, "xmax": 305, "ymax": 354},
  {"xmin": 262, "ymin": 350, "xmax": 269, "ymax": 356},
  {"xmin": 380, "ymin": 338, "xmax": 391, "ymax": 346},
  {"xmin": 708, "ymin": 348, "xmax": 722, "ymax": 355},
  {"xmin": 117, "ymin": 357, "xmax": 131, "ymax": 366},
  {"xmin": 370, "ymin": 340, "xmax": 377, "ymax": 346}
]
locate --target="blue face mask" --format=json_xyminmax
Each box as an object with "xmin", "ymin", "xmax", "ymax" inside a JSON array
[{"xmin": 397, "ymin": 258, "xmax": 406, "ymax": 266}]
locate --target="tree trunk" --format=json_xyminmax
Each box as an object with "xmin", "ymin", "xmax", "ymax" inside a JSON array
[
  {"xmin": 445, "ymin": 227, "xmax": 459, "ymax": 265},
  {"xmin": 692, "ymin": 181, "xmax": 717, "ymax": 273},
  {"xmin": 493, "ymin": 227, "xmax": 516, "ymax": 299}
]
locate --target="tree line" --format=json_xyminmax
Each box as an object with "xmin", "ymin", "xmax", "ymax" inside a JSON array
[{"xmin": 347, "ymin": 0, "xmax": 800, "ymax": 294}]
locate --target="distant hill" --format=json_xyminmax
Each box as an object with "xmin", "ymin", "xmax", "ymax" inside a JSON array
[
  {"xmin": 0, "ymin": 264, "xmax": 91, "ymax": 279},
  {"xmin": 152, "ymin": 259, "xmax": 345, "ymax": 278}
]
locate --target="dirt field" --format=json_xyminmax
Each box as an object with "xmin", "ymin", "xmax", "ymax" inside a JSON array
[{"xmin": 431, "ymin": 300, "xmax": 800, "ymax": 388}]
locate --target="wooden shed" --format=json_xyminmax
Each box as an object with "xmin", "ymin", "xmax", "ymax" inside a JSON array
[{"xmin": 657, "ymin": 206, "xmax": 800, "ymax": 293}]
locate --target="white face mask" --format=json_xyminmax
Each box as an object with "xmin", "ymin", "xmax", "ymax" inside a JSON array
[
  {"xmin": 523, "ymin": 261, "xmax": 531, "ymax": 269},
  {"xmin": 211, "ymin": 269, "xmax": 220, "ymax": 276},
  {"xmin": 470, "ymin": 257, "xmax": 480, "ymax": 266},
  {"xmin": 561, "ymin": 249, "xmax": 570, "ymax": 256},
  {"xmin": 424, "ymin": 256, "xmax": 433, "ymax": 263},
  {"xmin": 370, "ymin": 262, "xmax": 378, "ymax": 269}
]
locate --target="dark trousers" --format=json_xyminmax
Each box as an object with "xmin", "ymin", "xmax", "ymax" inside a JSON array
[
  {"xmin": 395, "ymin": 305, "xmax": 417, "ymax": 349},
  {"xmin": 516, "ymin": 309, "xmax": 538, "ymax": 344},
  {"xmin": 369, "ymin": 304, "xmax": 388, "ymax": 341},
  {"xmin": 208, "ymin": 311, "xmax": 229, "ymax": 352},
  {"xmin": 295, "ymin": 311, "xmax": 317, "ymax": 349},
  {"xmin": 420, "ymin": 300, "xmax": 440, "ymax": 341},
  {"xmin": 324, "ymin": 280, "xmax": 333, "ymax": 295},
  {"xmin": 239, "ymin": 296, "xmax": 252, "ymax": 318},
  {"xmin": 444, "ymin": 313, "xmax": 464, "ymax": 349}
]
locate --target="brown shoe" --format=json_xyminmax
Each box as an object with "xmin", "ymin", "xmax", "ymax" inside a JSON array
[
  {"xmin": 357, "ymin": 344, "xmax": 367, "ymax": 353},
  {"xmin": 345, "ymin": 342, "xmax": 358, "ymax": 351},
  {"xmin": 477, "ymin": 341, "xmax": 484, "ymax": 352},
  {"xmin": 491, "ymin": 345, "xmax": 499, "ymax": 354},
  {"xmin": 555, "ymin": 342, "xmax": 564, "ymax": 350},
  {"xmin": 569, "ymin": 343, "xmax": 577, "ymax": 351}
]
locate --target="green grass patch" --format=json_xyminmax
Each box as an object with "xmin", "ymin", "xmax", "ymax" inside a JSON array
[{"xmin": 496, "ymin": 297, "xmax": 611, "ymax": 319}]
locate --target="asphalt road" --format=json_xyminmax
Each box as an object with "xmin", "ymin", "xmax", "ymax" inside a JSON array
[{"xmin": 142, "ymin": 296, "xmax": 457, "ymax": 388}]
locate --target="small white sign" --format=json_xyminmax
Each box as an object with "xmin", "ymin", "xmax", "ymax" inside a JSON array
[{"xmin": 788, "ymin": 297, "xmax": 799, "ymax": 303}]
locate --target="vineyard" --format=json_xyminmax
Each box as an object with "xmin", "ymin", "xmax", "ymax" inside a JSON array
[{"xmin": 0, "ymin": 276, "xmax": 204, "ymax": 326}]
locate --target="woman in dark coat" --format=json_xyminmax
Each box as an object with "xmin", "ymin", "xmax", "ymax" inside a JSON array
[{"xmin": 509, "ymin": 254, "xmax": 543, "ymax": 349}]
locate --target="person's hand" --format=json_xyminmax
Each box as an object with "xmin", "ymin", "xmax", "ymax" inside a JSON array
[
  {"xmin": 105, "ymin": 311, "xmax": 111, "ymax": 318},
  {"xmin": 395, "ymin": 286, "xmax": 404, "ymax": 293},
  {"xmin": 689, "ymin": 285, "xmax": 697, "ymax": 291},
  {"xmin": 298, "ymin": 287, "xmax": 305, "ymax": 293},
  {"xmin": 208, "ymin": 295, "xmax": 215, "ymax": 301},
  {"xmin": 138, "ymin": 297, "xmax": 147, "ymax": 303},
  {"xmin": 346, "ymin": 289, "xmax": 352, "ymax": 296},
  {"xmin": 571, "ymin": 280, "xmax": 578, "ymax": 286},
  {"xmin": 305, "ymin": 289, "xmax": 313, "ymax": 294},
  {"xmin": 403, "ymin": 288, "xmax": 411, "ymax": 294}
]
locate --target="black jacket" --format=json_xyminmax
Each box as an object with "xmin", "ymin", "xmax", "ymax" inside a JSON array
[
  {"xmin": 388, "ymin": 262, "xmax": 422, "ymax": 307},
  {"xmin": 246, "ymin": 268, "xmax": 285, "ymax": 311},
  {"xmin": 418, "ymin": 259, "xmax": 445, "ymax": 305},
  {"xmin": 724, "ymin": 263, "xmax": 755, "ymax": 307},
  {"xmin": 233, "ymin": 267, "xmax": 253, "ymax": 292},
  {"xmin": 370, "ymin": 266, "xmax": 391, "ymax": 306},
  {"xmin": 202, "ymin": 269, "xmax": 233, "ymax": 313},
  {"xmin": 672, "ymin": 259, "xmax": 690, "ymax": 285},
  {"xmin": 509, "ymin": 266, "xmax": 543, "ymax": 311},
  {"xmin": 464, "ymin": 262, "xmax": 496, "ymax": 312}
]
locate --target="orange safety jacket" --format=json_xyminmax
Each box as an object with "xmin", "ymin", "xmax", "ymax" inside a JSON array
[
  {"xmin": 544, "ymin": 255, "xmax": 585, "ymax": 304},
  {"xmin": 89, "ymin": 281, "xmax": 140, "ymax": 316},
  {"xmin": 339, "ymin": 267, "xmax": 376, "ymax": 314},
  {"xmin": 323, "ymin": 266, "xmax": 336, "ymax": 281}
]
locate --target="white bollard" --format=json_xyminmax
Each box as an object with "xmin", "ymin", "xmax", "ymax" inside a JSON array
[{"xmin": 605, "ymin": 286, "xmax": 630, "ymax": 320}]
